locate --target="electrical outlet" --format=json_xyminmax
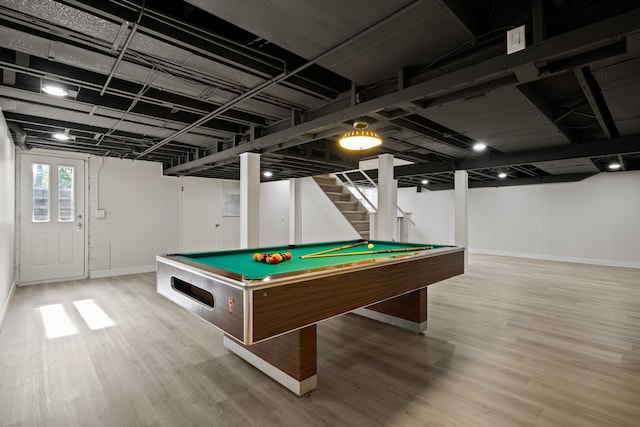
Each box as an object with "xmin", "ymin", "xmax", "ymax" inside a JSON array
[{"xmin": 507, "ymin": 25, "xmax": 526, "ymax": 55}]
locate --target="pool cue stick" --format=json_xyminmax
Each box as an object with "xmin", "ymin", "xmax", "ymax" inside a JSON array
[
  {"xmin": 303, "ymin": 246, "xmax": 433, "ymax": 258},
  {"xmin": 300, "ymin": 241, "xmax": 368, "ymax": 259}
]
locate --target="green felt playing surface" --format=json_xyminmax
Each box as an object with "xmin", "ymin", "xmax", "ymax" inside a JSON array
[{"xmin": 178, "ymin": 240, "xmax": 449, "ymax": 280}]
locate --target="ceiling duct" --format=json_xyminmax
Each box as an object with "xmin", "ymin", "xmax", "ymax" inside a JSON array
[{"xmin": 7, "ymin": 122, "xmax": 30, "ymax": 150}]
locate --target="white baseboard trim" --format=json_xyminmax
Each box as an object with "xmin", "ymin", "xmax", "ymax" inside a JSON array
[
  {"xmin": 0, "ymin": 280, "xmax": 16, "ymax": 331},
  {"xmin": 469, "ymin": 249, "xmax": 640, "ymax": 270},
  {"xmin": 89, "ymin": 264, "xmax": 156, "ymax": 278}
]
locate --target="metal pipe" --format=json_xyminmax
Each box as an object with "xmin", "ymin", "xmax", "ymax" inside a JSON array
[
  {"xmin": 118, "ymin": 0, "xmax": 287, "ymax": 70},
  {"xmin": 136, "ymin": 0, "xmax": 423, "ymax": 160},
  {"xmin": 7, "ymin": 122, "xmax": 29, "ymax": 150},
  {"xmin": 100, "ymin": 22, "xmax": 139, "ymax": 96},
  {"xmin": 101, "ymin": 0, "xmax": 145, "ymax": 96}
]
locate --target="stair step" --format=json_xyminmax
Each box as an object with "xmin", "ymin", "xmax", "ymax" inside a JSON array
[
  {"xmin": 343, "ymin": 211, "xmax": 368, "ymax": 221},
  {"xmin": 351, "ymin": 223, "xmax": 369, "ymax": 230},
  {"xmin": 313, "ymin": 174, "xmax": 371, "ymax": 238},
  {"xmin": 334, "ymin": 201, "xmax": 359, "ymax": 209},
  {"xmin": 325, "ymin": 192, "xmax": 352, "ymax": 202},
  {"xmin": 317, "ymin": 182, "xmax": 343, "ymax": 193},
  {"xmin": 313, "ymin": 175, "xmax": 338, "ymax": 185}
]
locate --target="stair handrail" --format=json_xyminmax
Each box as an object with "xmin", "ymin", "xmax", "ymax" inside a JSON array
[
  {"xmin": 334, "ymin": 171, "xmax": 377, "ymax": 213},
  {"xmin": 336, "ymin": 169, "xmax": 415, "ymax": 227}
]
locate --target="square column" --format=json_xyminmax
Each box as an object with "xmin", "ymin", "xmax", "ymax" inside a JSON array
[
  {"xmin": 454, "ymin": 170, "xmax": 468, "ymax": 272},
  {"xmin": 376, "ymin": 154, "xmax": 395, "ymax": 240},
  {"xmin": 240, "ymin": 152, "xmax": 260, "ymax": 248},
  {"xmin": 289, "ymin": 178, "xmax": 301, "ymax": 244}
]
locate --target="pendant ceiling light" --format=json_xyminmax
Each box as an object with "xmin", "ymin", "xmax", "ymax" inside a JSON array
[{"xmin": 338, "ymin": 121, "xmax": 382, "ymax": 150}]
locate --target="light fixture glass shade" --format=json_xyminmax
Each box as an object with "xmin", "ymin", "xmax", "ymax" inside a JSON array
[
  {"xmin": 473, "ymin": 142, "xmax": 487, "ymax": 151},
  {"xmin": 53, "ymin": 133, "xmax": 70, "ymax": 141},
  {"xmin": 42, "ymin": 85, "xmax": 68, "ymax": 97},
  {"xmin": 608, "ymin": 162, "xmax": 621, "ymax": 170},
  {"xmin": 338, "ymin": 129, "xmax": 382, "ymax": 150}
]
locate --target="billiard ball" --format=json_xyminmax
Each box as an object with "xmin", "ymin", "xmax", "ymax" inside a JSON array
[
  {"xmin": 368, "ymin": 243, "xmax": 374, "ymax": 250},
  {"xmin": 253, "ymin": 253, "xmax": 261, "ymax": 262}
]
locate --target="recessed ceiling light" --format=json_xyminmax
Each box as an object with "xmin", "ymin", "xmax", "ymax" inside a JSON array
[
  {"xmin": 608, "ymin": 162, "xmax": 621, "ymax": 170},
  {"xmin": 421, "ymin": 179, "xmax": 429, "ymax": 184},
  {"xmin": 498, "ymin": 172, "xmax": 507, "ymax": 179},
  {"xmin": 53, "ymin": 133, "xmax": 71, "ymax": 141},
  {"xmin": 473, "ymin": 142, "xmax": 487, "ymax": 152},
  {"xmin": 42, "ymin": 85, "xmax": 68, "ymax": 97},
  {"xmin": 263, "ymin": 171, "xmax": 273, "ymax": 178}
]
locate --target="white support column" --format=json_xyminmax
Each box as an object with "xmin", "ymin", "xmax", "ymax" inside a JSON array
[
  {"xmin": 289, "ymin": 178, "xmax": 302, "ymax": 244},
  {"xmin": 454, "ymin": 170, "xmax": 469, "ymax": 272},
  {"xmin": 240, "ymin": 152, "xmax": 260, "ymax": 248},
  {"xmin": 376, "ymin": 154, "xmax": 395, "ymax": 240}
]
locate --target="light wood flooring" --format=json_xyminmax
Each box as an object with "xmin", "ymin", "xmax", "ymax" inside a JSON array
[{"xmin": 1, "ymin": 255, "xmax": 639, "ymax": 426}]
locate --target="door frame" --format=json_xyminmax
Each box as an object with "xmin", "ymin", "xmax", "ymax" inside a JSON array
[{"xmin": 16, "ymin": 148, "xmax": 90, "ymax": 285}]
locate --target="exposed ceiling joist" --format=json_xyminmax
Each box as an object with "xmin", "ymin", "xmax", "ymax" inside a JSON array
[
  {"xmin": 574, "ymin": 66, "xmax": 619, "ymax": 139},
  {"xmin": 163, "ymin": 8, "xmax": 640, "ymax": 174},
  {"xmin": 425, "ymin": 172, "xmax": 597, "ymax": 191},
  {"xmin": 386, "ymin": 134, "xmax": 640, "ymax": 178},
  {"xmin": 2, "ymin": 1, "xmax": 639, "ymax": 185}
]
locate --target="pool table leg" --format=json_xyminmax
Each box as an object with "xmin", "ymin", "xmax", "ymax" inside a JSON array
[
  {"xmin": 223, "ymin": 325, "xmax": 317, "ymax": 396},
  {"xmin": 352, "ymin": 287, "xmax": 428, "ymax": 333}
]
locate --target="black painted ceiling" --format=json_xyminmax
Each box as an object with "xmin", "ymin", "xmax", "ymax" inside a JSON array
[{"xmin": 1, "ymin": 0, "xmax": 639, "ymax": 189}]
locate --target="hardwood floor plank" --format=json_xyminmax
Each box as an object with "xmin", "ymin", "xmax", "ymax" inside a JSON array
[{"xmin": 1, "ymin": 256, "xmax": 639, "ymax": 426}]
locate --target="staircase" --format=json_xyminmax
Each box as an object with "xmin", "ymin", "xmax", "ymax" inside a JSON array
[{"xmin": 312, "ymin": 174, "xmax": 371, "ymax": 239}]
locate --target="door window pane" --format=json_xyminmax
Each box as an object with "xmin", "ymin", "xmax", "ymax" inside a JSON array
[
  {"xmin": 58, "ymin": 166, "xmax": 75, "ymax": 221},
  {"xmin": 32, "ymin": 163, "xmax": 50, "ymax": 222}
]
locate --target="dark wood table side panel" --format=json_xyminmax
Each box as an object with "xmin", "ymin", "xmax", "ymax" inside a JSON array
[
  {"xmin": 252, "ymin": 250, "xmax": 464, "ymax": 342},
  {"xmin": 212, "ymin": 286, "xmax": 245, "ymax": 341},
  {"xmin": 226, "ymin": 325, "xmax": 317, "ymax": 381},
  {"xmin": 366, "ymin": 288, "xmax": 427, "ymax": 323},
  {"xmin": 157, "ymin": 260, "xmax": 245, "ymax": 341}
]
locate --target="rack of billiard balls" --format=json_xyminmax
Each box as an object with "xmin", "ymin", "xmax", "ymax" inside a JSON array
[{"xmin": 253, "ymin": 251, "xmax": 293, "ymax": 264}]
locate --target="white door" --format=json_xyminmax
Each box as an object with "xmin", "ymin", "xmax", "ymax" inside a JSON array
[
  {"xmin": 179, "ymin": 177, "xmax": 223, "ymax": 252},
  {"xmin": 19, "ymin": 153, "xmax": 86, "ymax": 283}
]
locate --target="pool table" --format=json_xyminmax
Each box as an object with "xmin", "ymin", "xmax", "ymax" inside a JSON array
[{"xmin": 156, "ymin": 239, "xmax": 464, "ymax": 395}]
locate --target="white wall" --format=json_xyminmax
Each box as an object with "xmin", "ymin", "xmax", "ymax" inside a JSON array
[
  {"xmin": 179, "ymin": 177, "xmax": 240, "ymax": 252},
  {"xmin": 400, "ymin": 172, "xmax": 640, "ymax": 268},
  {"xmin": 398, "ymin": 187, "xmax": 455, "ymax": 244},
  {"xmin": 10, "ymin": 146, "xmax": 637, "ymax": 288},
  {"xmin": 470, "ymin": 172, "xmax": 640, "ymax": 267},
  {"xmin": 0, "ymin": 110, "xmax": 16, "ymax": 327},
  {"xmin": 258, "ymin": 177, "xmax": 361, "ymax": 246},
  {"xmin": 300, "ymin": 177, "xmax": 361, "ymax": 243},
  {"xmin": 6, "ymin": 148, "xmax": 363, "ymax": 289},
  {"xmin": 220, "ymin": 179, "xmax": 241, "ymax": 249},
  {"xmin": 88, "ymin": 157, "xmax": 180, "ymax": 277}
]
